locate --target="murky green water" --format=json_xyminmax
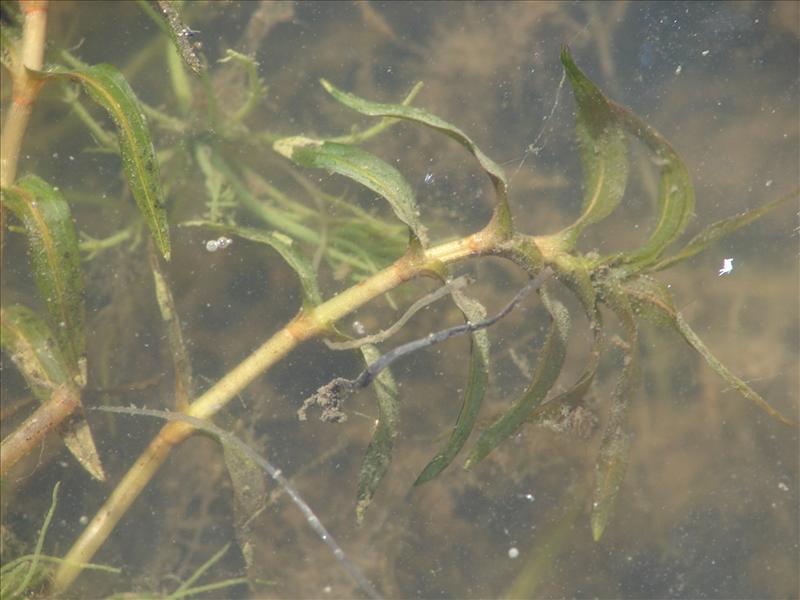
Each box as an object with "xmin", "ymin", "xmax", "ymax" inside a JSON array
[{"xmin": 2, "ymin": 2, "xmax": 797, "ymax": 598}]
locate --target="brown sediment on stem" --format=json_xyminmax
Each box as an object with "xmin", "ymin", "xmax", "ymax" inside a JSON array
[{"xmin": 0, "ymin": 384, "xmax": 80, "ymax": 477}]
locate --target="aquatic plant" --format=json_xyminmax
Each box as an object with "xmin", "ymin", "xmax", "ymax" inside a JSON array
[{"xmin": 1, "ymin": 2, "xmax": 796, "ymax": 597}]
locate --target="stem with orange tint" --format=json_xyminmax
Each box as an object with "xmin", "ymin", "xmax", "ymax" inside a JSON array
[
  {"xmin": 0, "ymin": 383, "xmax": 80, "ymax": 477},
  {"xmin": 0, "ymin": 0, "xmax": 49, "ymax": 188}
]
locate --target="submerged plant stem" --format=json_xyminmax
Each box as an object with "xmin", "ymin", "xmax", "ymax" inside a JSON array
[
  {"xmin": 324, "ymin": 274, "xmax": 473, "ymax": 350},
  {"xmin": 0, "ymin": 0, "xmax": 48, "ymax": 188},
  {"xmin": 301, "ymin": 268, "xmax": 553, "ymax": 422},
  {"xmin": 93, "ymin": 405, "xmax": 382, "ymax": 599},
  {"xmin": 52, "ymin": 226, "xmax": 504, "ymax": 593}
]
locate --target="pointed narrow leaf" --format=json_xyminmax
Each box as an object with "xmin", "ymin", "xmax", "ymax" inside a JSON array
[
  {"xmin": 647, "ymin": 188, "xmax": 797, "ymax": 272},
  {"xmin": 319, "ymin": 79, "xmax": 512, "ymax": 236},
  {"xmin": 414, "ymin": 287, "xmax": 490, "ymax": 485},
  {"xmin": 154, "ymin": 0, "xmax": 204, "ymax": 75},
  {"xmin": 558, "ymin": 46, "xmax": 628, "ymax": 247},
  {"xmin": 529, "ymin": 305, "xmax": 603, "ymax": 430},
  {"xmin": 1, "ymin": 305, "xmax": 105, "ymax": 480},
  {"xmin": 149, "ymin": 246, "xmax": 194, "ymax": 410},
  {"xmin": 35, "ymin": 64, "xmax": 171, "ymax": 259},
  {"xmin": 607, "ymin": 102, "xmax": 694, "ymax": 273},
  {"xmin": 2, "ymin": 175, "xmax": 86, "ymax": 382},
  {"xmin": 525, "ymin": 258, "xmax": 601, "ymax": 428},
  {"xmin": 590, "ymin": 420, "xmax": 631, "ymax": 541},
  {"xmin": 591, "ymin": 283, "xmax": 638, "ymax": 541},
  {"xmin": 273, "ymin": 137, "xmax": 428, "ymax": 247},
  {"xmin": 464, "ymin": 287, "xmax": 570, "ymax": 469},
  {"xmin": 622, "ymin": 277, "xmax": 797, "ymax": 427},
  {"xmin": 221, "ymin": 430, "xmax": 268, "ymax": 570},
  {"xmin": 356, "ymin": 343, "xmax": 399, "ymax": 522},
  {"xmin": 674, "ymin": 312, "xmax": 797, "ymax": 427},
  {"xmin": 59, "ymin": 409, "xmax": 107, "ymax": 481},
  {"xmin": 188, "ymin": 222, "xmax": 322, "ymax": 309}
]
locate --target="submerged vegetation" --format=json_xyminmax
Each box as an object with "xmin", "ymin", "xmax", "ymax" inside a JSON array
[{"xmin": 1, "ymin": 2, "xmax": 797, "ymax": 598}]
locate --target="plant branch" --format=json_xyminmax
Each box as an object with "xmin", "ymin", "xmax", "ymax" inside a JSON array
[
  {"xmin": 0, "ymin": 0, "xmax": 49, "ymax": 188},
  {"xmin": 51, "ymin": 225, "xmax": 508, "ymax": 593},
  {"xmin": 0, "ymin": 384, "xmax": 81, "ymax": 477}
]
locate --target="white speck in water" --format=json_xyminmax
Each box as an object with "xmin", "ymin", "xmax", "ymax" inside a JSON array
[
  {"xmin": 508, "ymin": 547, "xmax": 519, "ymax": 559},
  {"xmin": 765, "ymin": 179, "xmax": 773, "ymax": 187},
  {"xmin": 79, "ymin": 515, "xmax": 88, "ymax": 525},
  {"xmin": 701, "ymin": 50, "xmax": 710, "ymax": 56},
  {"xmin": 778, "ymin": 481, "xmax": 789, "ymax": 492},
  {"xmin": 424, "ymin": 172, "xmax": 434, "ymax": 184},
  {"xmin": 718, "ymin": 258, "xmax": 734, "ymax": 276},
  {"xmin": 674, "ymin": 64, "xmax": 682, "ymax": 75}
]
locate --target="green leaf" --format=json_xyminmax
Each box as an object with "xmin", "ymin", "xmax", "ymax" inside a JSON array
[
  {"xmin": 557, "ymin": 46, "xmax": 629, "ymax": 247},
  {"xmin": 2, "ymin": 175, "xmax": 86, "ymax": 383},
  {"xmin": 273, "ymin": 137, "xmax": 428, "ymax": 247},
  {"xmin": 327, "ymin": 81, "xmax": 425, "ymax": 146},
  {"xmin": 221, "ymin": 434, "xmax": 267, "ymax": 572},
  {"xmin": 36, "ymin": 64, "xmax": 172, "ymax": 260},
  {"xmin": 590, "ymin": 417, "xmax": 631, "ymax": 541},
  {"xmin": 674, "ymin": 312, "xmax": 797, "ymax": 428},
  {"xmin": 621, "ymin": 277, "xmax": 797, "ymax": 427},
  {"xmin": 528, "ymin": 305, "xmax": 603, "ymax": 432},
  {"xmin": 186, "ymin": 222, "xmax": 322, "ymax": 309},
  {"xmin": 590, "ymin": 281, "xmax": 639, "ymax": 541},
  {"xmin": 647, "ymin": 188, "xmax": 797, "ymax": 273},
  {"xmin": 355, "ymin": 343, "xmax": 399, "ymax": 523},
  {"xmin": 607, "ymin": 102, "xmax": 694, "ymax": 273},
  {"xmin": 464, "ymin": 286, "xmax": 570, "ymax": 469},
  {"xmin": 0, "ymin": 305, "xmax": 105, "ymax": 480},
  {"xmin": 1, "ymin": 305, "xmax": 72, "ymax": 398},
  {"xmin": 5, "ymin": 482, "xmax": 60, "ymax": 599},
  {"xmin": 620, "ymin": 274, "xmax": 678, "ymax": 328},
  {"xmin": 58, "ymin": 406, "xmax": 107, "ymax": 482},
  {"xmin": 319, "ymin": 79, "xmax": 512, "ymax": 237},
  {"xmin": 150, "ymin": 0, "xmax": 204, "ymax": 76},
  {"xmin": 149, "ymin": 245, "xmax": 193, "ymax": 410},
  {"xmin": 414, "ymin": 286, "xmax": 490, "ymax": 485}
]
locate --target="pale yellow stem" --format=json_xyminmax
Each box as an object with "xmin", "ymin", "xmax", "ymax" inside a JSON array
[{"xmin": 52, "ymin": 229, "xmax": 496, "ymax": 593}]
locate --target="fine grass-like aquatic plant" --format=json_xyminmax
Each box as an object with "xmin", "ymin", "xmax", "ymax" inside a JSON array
[{"xmin": 1, "ymin": 2, "xmax": 797, "ymax": 597}]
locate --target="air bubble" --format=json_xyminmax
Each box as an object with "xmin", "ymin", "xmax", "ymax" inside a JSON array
[{"xmin": 205, "ymin": 236, "xmax": 232, "ymax": 252}]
